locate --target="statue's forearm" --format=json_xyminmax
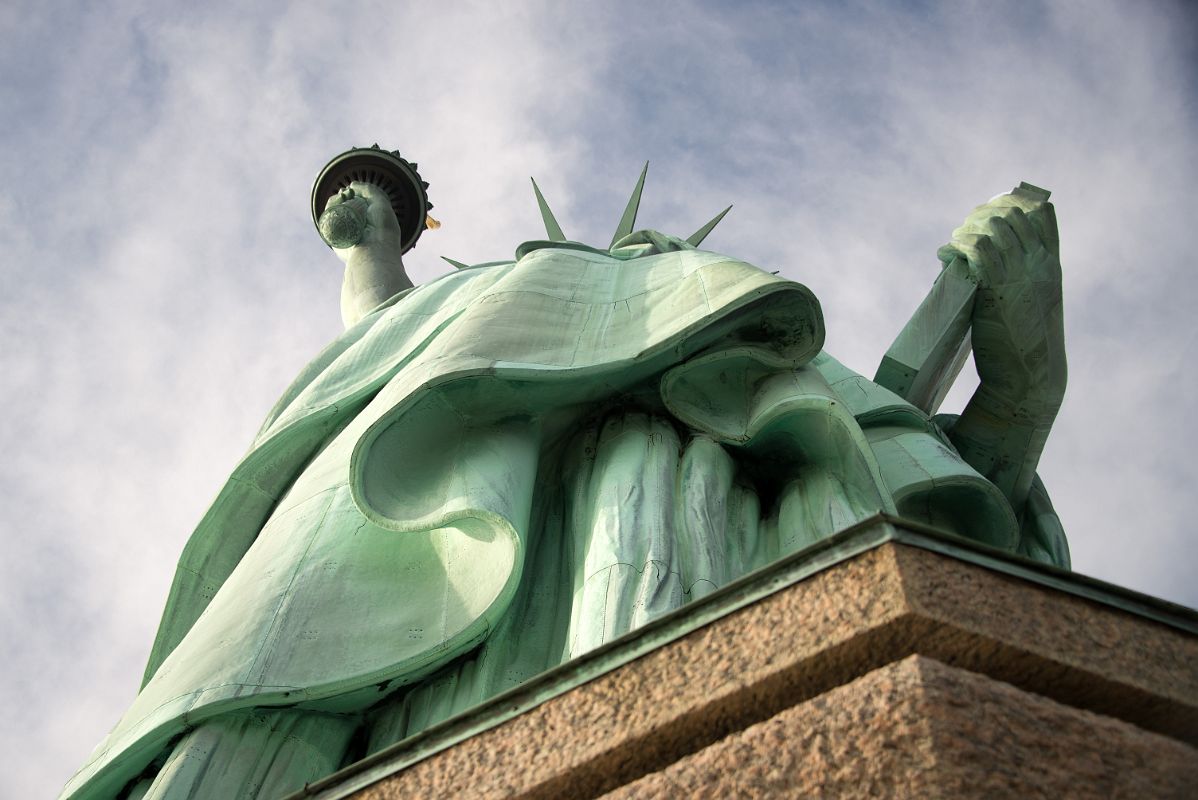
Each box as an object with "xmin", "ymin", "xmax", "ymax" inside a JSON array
[
  {"xmin": 951, "ymin": 284, "xmax": 1066, "ymax": 512},
  {"xmin": 320, "ymin": 181, "xmax": 414, "ymax": 328},
  {"xmin": 949, "ymin": 381, "xmax": 1060, "ymax": 513},
  {"xmin": 341, "ymin": 246, "xmax": 412, "ymax": 327}
]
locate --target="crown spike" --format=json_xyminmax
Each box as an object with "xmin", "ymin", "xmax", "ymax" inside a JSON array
[
  {"xmin": 686, "ymin": 205, "xmax": 733, "ymax": 247},
  {"xmin": 610, "ymin": 161, "xmax": 649, "ymax": 248},
  {"xmin": 441, "ymin": 256, "xmax": 471, "ymax": 270},
  {"xmin": 530, "ymin": 178, "xmax": 566, "ymax": 242}
]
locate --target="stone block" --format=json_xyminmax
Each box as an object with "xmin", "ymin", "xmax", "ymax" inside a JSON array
[{"xmin": 297, "ymin": 520, "xmax": 1198, "ymax": 800}]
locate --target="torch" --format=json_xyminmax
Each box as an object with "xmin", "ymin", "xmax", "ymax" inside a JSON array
[{"xmin": 311, "ymin": 144, "xmax": 437, "ymax": 252}]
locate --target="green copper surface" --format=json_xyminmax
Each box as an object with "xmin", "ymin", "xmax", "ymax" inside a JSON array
[
  {"xmin": 62, "ymin": 163, "xmax": 1073, "ymax": 800},
  {"xmin": 686, "ymin": 204, "xmax": 732, "ymax": 247},
  {"xmin": 317, "ymin": 202, "xmax": 368, "ymax": 249},
  {"xmin": 530, "ymin": 177, "xmax": 566, "ymax": 242},
  {"xmin": 609, "ymin": 161, "xmax": 648, "ymax": 247}
]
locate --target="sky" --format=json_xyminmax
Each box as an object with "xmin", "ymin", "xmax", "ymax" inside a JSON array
[{"xmin": 2, "ymin": 0, "xmax": 1196, "ymax": 796}]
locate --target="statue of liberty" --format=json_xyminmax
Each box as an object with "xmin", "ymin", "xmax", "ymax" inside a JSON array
[{"xmin": 62, "ymin": 146, "xmax": 1068, "ymax": 799}]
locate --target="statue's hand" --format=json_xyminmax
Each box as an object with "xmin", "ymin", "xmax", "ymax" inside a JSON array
[
  {"xmin": 321, "ymin": 181, "xmax": 404, "ymax": 265},
  {"xmin": 937, "ymin": 191, "xmax": 1060, "ymax": 291},
  {"xmin": 937, "ymin": 189, "xmax": 1066, "ymax": 415}
]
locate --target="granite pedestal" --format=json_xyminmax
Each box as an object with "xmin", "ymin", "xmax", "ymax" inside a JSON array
[{"xmin": 293, "ymin": 516, "xmax": 1198, "ymax": 800}]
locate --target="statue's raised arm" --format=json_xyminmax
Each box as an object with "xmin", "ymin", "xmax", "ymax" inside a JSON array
[
  {"xmin": 875, "ymin": 182, "xmax": 1066, "ymax": 519},
  {"xmin": 321, "ymin": 181, "xmax": 413, "ymax": 327}
]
